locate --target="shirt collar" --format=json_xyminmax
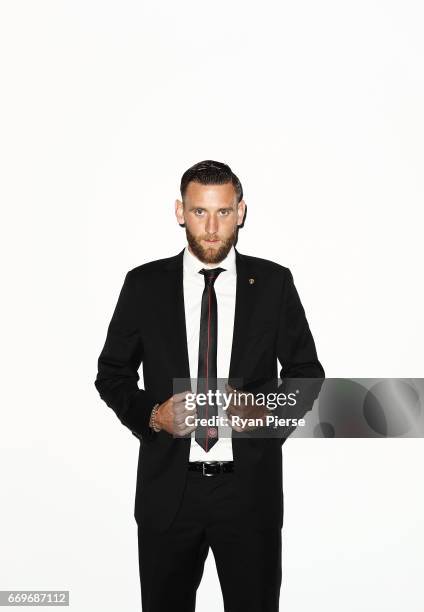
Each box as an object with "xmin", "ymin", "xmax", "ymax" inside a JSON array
[{"xmin": 183, "ymin": 244, "xmax": 236, "ymax": 277}]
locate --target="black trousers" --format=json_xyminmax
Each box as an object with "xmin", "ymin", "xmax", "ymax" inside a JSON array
[{"xmin": 137, "ymin": 468, "xmax": 282, "ymax": 612}]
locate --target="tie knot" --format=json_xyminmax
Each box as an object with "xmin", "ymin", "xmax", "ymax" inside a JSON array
[{"xmin": 199, "ymin": 267, "xmax": 225, "ymax": 286}]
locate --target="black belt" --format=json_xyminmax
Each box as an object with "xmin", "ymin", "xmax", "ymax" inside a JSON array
[{"xmin": 188, "ymin": 461, "xmax": 234, "ymax": 476}]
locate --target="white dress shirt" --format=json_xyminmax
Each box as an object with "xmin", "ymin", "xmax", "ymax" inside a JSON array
[{"xmin": 183, "ymin": 245, "xmax": 236, "ymax": 461}]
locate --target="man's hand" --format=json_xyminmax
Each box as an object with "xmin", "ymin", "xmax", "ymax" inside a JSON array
[
  {"xmin": 154, "ymin": 390, "xmax": 197, "ymax": 437},
  {"xmin": 225, "ymin": 384, "xmax": 269, "ymax": 432}
]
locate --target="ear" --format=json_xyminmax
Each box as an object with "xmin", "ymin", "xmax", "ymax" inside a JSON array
[
  {"xmin": 237, "ymin": 199, "xmax": 246, "ymax": 226},
  {"xmin": 175, "ymin": 199, "xmax": 185, "ymax": 226}
]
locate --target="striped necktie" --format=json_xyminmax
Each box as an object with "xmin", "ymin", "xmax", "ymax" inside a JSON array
[{"xmin": 195, "ymin": 267, "xmax": 225, "ymax": 451}]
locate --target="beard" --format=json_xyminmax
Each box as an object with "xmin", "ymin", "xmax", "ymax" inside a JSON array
[{"xmin": 185, "ymin": 226, "xmax": 238, "ymax": 264}]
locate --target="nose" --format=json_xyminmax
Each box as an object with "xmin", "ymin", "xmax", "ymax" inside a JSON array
[{"xmin": 205, "ymin": 213, "xmax": 218, "ymax": 235}]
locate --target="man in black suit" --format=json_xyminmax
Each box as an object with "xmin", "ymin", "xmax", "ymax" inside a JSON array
[{"xmin": 95, "ymin": 160, "xmax": 325, "ymax": 612}]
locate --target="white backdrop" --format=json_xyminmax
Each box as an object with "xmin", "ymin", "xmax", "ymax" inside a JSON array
[{"xmin": 1, "ymin": 1, "xmax": 423, "ymax": 610}]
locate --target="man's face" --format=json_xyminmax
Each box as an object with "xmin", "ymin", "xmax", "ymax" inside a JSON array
[{"xmin": 175, "ymin": 182, "xmax": 246, "ymax": 264}]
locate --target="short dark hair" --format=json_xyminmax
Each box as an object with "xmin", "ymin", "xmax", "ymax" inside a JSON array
[{"xmin": 180, "ymin": 160, "xmax": 243, "ymax": 204}]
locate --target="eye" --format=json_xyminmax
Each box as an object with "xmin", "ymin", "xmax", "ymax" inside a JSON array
[
  {"xmin": 219, "ymin": 209, "xmax": 231, "ymax": 216},
  {"xmin": 194, "ymin": 208, "xmax": 205, "ymax": 216}
]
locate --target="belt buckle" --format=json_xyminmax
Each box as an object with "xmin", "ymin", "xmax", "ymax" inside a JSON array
[{"xmin": 202, "ymin": 462, "xmax": 215, "ymax": 477}]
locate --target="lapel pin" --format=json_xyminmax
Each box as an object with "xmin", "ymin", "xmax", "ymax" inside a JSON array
[{"xmin": 248, "ymin": 278, "xmax": 255, "ymax": 285}]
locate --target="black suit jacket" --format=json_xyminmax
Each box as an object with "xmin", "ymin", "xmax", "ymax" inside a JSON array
[{"xmin": 94, "ymin": 248, "xmax": 325, "ymax": 532}]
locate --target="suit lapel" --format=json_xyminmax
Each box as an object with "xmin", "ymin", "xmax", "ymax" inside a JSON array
[
  {"xmin": 164, "ymin": 249, "xmax": 191, "ymax": 380},
  {"xmin": 228, "ymin": 249, "xmax": 258, "ymax": 381}
]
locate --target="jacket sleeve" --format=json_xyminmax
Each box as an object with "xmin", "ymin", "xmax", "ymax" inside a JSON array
[
  {"xmin": 274, "ymin": 268, "xmax": 325, "ymax": 440},
  {"xmin": 277, "ymin": 268, "xmax": 325, "ymax": 379},
  {"xmin": 94, "ymin": 270, "xmax": 159, "ymax": 441}
]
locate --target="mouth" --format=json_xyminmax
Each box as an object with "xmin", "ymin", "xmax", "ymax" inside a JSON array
[{"xmin": 203, "ymin": 238, "xmax": 220, "ymax": 244}]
